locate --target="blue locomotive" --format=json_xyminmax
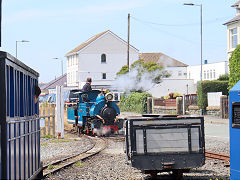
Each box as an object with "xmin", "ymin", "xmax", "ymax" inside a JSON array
[{"xmin": 67, "ymin": 90, "xmax": 120, "ymax": 135}]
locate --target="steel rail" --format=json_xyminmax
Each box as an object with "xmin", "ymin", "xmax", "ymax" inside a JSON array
[
  {"xmin": 205, "ymin": 151, "xmax": 230, "ymax": 162},
  {"xmin": 42, "ymin": 134, "xmax": 107, "ymax": 178}
]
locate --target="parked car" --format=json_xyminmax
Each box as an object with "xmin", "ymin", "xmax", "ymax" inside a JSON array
[
  {"xmin": 47, "ymin": 94, "xmax": 56, "ymax": 103},
  {"xmin": 65, "ymin": 89, "xmax": 81, "ymax": 103},
  {"xmin": 39, "ymin": 94, "xmax": 48, "ymax": 103}
]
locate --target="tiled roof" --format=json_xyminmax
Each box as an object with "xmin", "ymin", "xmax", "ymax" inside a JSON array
[
  {"xmin": 232, "ymin": 1, "xmax": 240, "ymax": 7},
  {"xmin": 66, "ymin": 30, "xmax": 138, "ymax": 56},
  {"xmin": 223, "ymin": 15, "xmax": 240, "ymax": 25},
  {"xmin": 41, "ymin": 73, "xmax": 67, "ymax": 90},
  {"xmin": 66, "ymin": 30, "xmax": 108, "ymax": 56},
  {"xmin": 139, "ymin": 53, "xmax": 188, "ymax": 67}
]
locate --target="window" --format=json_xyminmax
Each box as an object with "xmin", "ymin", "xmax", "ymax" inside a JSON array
[
  {"xmin": 101, "ymin": 54, "xmax": 106, "ymax": 63},
  {"xmin": 213, "ymin": 70, "xmax": 216, "ymax": 79},
  {"xmin": 204, "ymin": 71, "xmax": 206, "ymax": 79},
  {"xmin": 207, "ymin": 70, "xmax": 209, "ymax": 79},
  {"xmin": 231, "ymin": 28, "xmax": 238, "ymax": 49},
  {"xmin": 210, "ymin": 70, "xmax": 212, "ymax": 79},
  {"xmin": 178, "ymin": 71, "xmax": 182, "ymax": 76},
  {"xmin": 102, "ymin": 73, "xmax": 106, "ymax": 79},
  {"xmin": 189, "ymin": 72, "xmax": 191, "ymax": 79}
]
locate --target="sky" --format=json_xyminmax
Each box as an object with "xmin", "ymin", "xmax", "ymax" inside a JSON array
[{"xmin": 1, "ymin": 0, "xmax": 237, "ymax": 83}]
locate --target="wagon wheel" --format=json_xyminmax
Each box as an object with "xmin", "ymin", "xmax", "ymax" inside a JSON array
[{"xmin": 172, "ymin": 169, "xmax": 183, "ymax": 180}]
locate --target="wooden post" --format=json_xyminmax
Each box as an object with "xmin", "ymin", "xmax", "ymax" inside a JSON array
[
  {"xmin": 48, "ymin": 109, "xmax": 50, "ymax": 135},
  {"xmin": 43, "ymin": 109, "xmax": 46, "ymax": 136},
  {"xmin": 147, "ymin": 97, "xmax": 152, "ymax": 114},
  {"xmin": 183, "ymin": 94, "xmax": 186, "ymax": 115},
  {"xmin": 176, "ymin": 97, "xmax": 183, "ymax": 115},
  {"xmin": 52, "ymin": 108, "xmax": 55, "ymax": 136}
]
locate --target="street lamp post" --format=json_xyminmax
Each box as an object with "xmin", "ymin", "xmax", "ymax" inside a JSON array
[
  {"xmin": 16, "ymin": 40, "xmax": 30, "ymax": 58},
  {"xmin": 53, "ymin": 57, "xmax": 63, "ymax": 76},
  {"xmin": 184, "ymin": 3, "xmax": 203, "ymax": 81}
]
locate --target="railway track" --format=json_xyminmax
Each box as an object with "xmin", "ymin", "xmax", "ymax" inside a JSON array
[
  {"xmin": 205, "ymin": 151, "xmax": 230, "ymax": 163},
  {"xmin": 43, "ymin": 135, "xmax": 107, "ymax": 178}
]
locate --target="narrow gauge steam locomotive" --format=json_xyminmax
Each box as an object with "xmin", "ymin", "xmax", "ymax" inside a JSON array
[{"xmin": 67, "ymin": 90, "xmax": 120, "ymax": 135}]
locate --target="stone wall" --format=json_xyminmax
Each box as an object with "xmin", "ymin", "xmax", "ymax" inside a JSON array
[{"xmin": 153, "ymin": 106, "xmax": 176, "ymax": 114}]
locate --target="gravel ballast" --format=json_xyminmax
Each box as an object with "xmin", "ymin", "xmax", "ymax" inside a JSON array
[
  {"xmin": 42, "ymin": 113, "xmax": 230, "ymax": 179},
  {"xmin": 41, "ymin": 132, "xmax": 93, "ymax": 165}
]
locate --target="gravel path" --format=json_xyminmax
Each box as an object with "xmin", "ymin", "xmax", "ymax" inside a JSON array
[
  {"xmin": 43, "ymin": 113, "xmax": 230, "ymax": 179},
  {"xmin": 41, "ymin": 132, "xmax": 93, "ymax": 165},
  {"xmin": 45, "ymin": 136, "xmax": 230, "ymax": 180}
]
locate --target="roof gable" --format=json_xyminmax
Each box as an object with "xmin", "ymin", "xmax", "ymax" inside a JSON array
[
  {"xmin": 41, "ymin": 74, "xmax": 67, "ymax": 90},
  {"xmin": 66, "ymin": 30, "xmax": 138, "ymax": 56},
  {"xmin": 139, "ymin": 53, "xmax": 188, "ymax": 67}
]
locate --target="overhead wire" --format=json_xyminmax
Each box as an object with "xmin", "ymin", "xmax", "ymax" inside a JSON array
[{"xmin": 130, "ymin": 15, "xmax": 227, "ymax": 47}]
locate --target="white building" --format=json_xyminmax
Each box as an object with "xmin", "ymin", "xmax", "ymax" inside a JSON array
[
  {"xmin": 139, "ymin": 53, "xmax": 188, "ymax": 79},
  {"xmin": 187, "ymin": 61, "xmax": 228, "ymax": 84},
  {"xmin": 66, "ymin": 30, "xmax": 139, "ymax": 89},
  {"xmin": 139, "ymin": 53, "xmax": 197, "ymax": 97},
  {"xmin": 223, "ymin": 1, "xmax": 240, "ymax": 59}
]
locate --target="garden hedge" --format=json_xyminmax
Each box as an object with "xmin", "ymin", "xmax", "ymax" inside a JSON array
[
  {"xmin": 119, "ymin": 92, "xmax": 152, "ymax": 114},
  {"xmin": 197, "ymin": 80, "xmax": 228, "ymax": 111}
]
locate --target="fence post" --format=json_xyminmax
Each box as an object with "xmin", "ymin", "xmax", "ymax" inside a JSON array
[
  {"xmin": 52, "ymin": 108, "xmax": 55, "ymax": 136},
  {"xmin": 176, "ymin": 97, "xmax": 183, "ymax": 115},
  {"xmin": 220, "ymin": 95, "xmax": 228, "ymax": 119},
  {"xmin": 43, "ymin": 109, "xmax": 46, "ymax": 137},
  {"xmin": 48, "ymin": 109, "xmax": 50, "ymax": 135},
  {"xmin": 147, "ymin": 97, "xmax": 152, "ymax": 114},
  {"xmin": 55, "ymin": 86, "xmax": 64, "ymax": 138},
  {"xmin": 183, "ymin": 94, "xmax": 186, "ymax": 115}
]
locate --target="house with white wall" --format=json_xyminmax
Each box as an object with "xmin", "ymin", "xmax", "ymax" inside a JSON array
[
  {"xmin": 139, "ymin": 53, "xmax": 197, "ymax": 97},
  {"xmin": 187, "ymin": 61, "xmax": 228, "ymax": 84},
  {"xmin": 66, "ymin": 30, "xmax": 139, "ymax": 89},
  {"xmin": 139, "ymin": 53, "xmax": 188, "ymax": 79},
  {"xmin": 223, "ymin": 1, "xmax": 240, "ymax": 59}
]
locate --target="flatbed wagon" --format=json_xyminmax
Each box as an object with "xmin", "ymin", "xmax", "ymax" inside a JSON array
[{"xmin": 125, "ymin": 115, "xmax": 205, "ymax": 178}]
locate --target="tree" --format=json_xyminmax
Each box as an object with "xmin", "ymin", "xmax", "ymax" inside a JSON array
[
  {"xmin": 229, "ymin": 44, "xmax": 240, "ymax": 90},
  {"xmin": 116, "ymin": 59, "xmax": 170, "ymax": 84}
]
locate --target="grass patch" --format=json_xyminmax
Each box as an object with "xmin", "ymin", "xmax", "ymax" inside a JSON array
[
  {"xmin": 51, "ymin": 139, "xmax": 73, "ymax": 143},
  {"xmin": 44, "ymin": 135, "xmax": 54, "ymax": 139},
  {"xmin": 74, "ymin": 161, "xmax": 84, "ymax": 167},
  {"xmin": 40, "ymin": 142, "xmax": 48, "ymax": 146},
  {"xmin": 47, "ymin": 164, "xmax": 54, "ymax": 170}
]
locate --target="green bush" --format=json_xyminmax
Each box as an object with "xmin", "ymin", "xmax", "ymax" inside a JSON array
[
  {"xmin": 120, "ymin": 92, "xmax": 152, "ymax": 114},
  {"xmin": 217, "ymin": 74, "xmax": 229, "ymax": 81},
  {"xmin": 197, "ymin": 80, "xmax": 228, "ymax": 111},
  {"xmin": 229, "ymin": 44, "xmax": 240, "ymax": 90}
]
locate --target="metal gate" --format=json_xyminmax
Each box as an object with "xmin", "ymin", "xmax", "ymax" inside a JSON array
[{"xmin": 0, "ymin": 51, "xmax": 42, "ymax": 179}]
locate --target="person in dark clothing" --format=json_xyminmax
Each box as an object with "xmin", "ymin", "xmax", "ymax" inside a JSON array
[
  {"xmin": 82, "ymin": 77, "xmax": 92, "ymax": 92},
  {"xmin": 34, "ymin": 85, "xmax": 41, "ymax": 116},
  {"xmin": 34, "ymin": 85, "xmax": 41, "ymax": 104}
]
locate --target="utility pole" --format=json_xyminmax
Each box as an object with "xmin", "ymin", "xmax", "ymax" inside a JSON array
[{"xmin": 127, "ymin": 13, "xmax": 130, "ymax": 72}]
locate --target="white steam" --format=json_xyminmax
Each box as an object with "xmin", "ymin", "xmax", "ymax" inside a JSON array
[
  {"xmin": 112, "ymin": 65, "xmax": 169, "ymax": 93},
  {"xmin": 94, "ymin": 126, "xmax": 111, "ymax": 136}
]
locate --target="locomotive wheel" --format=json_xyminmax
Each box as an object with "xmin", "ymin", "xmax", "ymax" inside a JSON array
[
  {"xmin": 149, "ymin": 171, "xmax": 158, "ymax": 179},
  {"xmin": 172, "ymin": 169, "xmax": 183, "ymax": 180}
]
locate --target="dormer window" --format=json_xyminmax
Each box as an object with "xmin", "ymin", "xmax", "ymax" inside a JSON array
[{"xmin": 101, "ymin": 54, "xmax": 106, "ymax": 63}]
